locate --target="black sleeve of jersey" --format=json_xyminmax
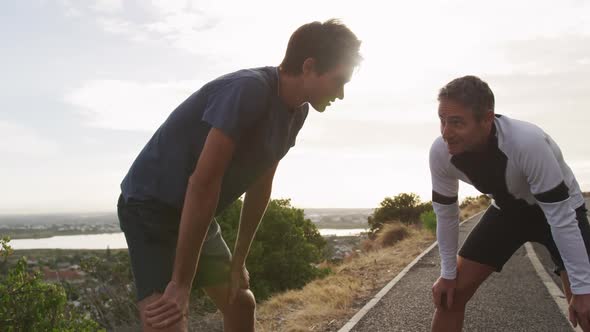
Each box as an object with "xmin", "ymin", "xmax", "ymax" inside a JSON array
[
  {"xmin": 534, "ymin": 181, "xmax": 570, "ymax": 203},
  {"xmin": 433, "ymin": 190, "xmax": 458, "ymax": 205}
]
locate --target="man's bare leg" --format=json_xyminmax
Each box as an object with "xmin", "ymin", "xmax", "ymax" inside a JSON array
[
  {"xmin": 204, "ymin": 284, "xmax": 256, "ymax": 332},
  {"xmin": 138, "ymin": 292, "xmax": 188, "ymax": 332},
  {"xmin": 432, "ymin": 257, "xmax": 495, "ymax": 332}
]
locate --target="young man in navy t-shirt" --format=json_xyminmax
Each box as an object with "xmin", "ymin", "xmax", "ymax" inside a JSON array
[{"xmin": 117, "ymin": 19, "xmax": 362, "ymax": 331}]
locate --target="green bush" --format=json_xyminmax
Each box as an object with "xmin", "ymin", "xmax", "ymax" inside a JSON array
[
  {"xmin": 0, "ymin": 237, "xmax": 101, "ymax": 331},
  {"xmin": 420, "ymin": 210, "xmax": 437, "ymax": 234},
  {"xmin": 368, "ymin": 193, "xmax": 433, "ymax": 233}
]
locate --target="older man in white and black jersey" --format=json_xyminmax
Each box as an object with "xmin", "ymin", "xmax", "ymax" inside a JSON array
[{"xmin": 429, "ymin": 75, "xmax": 590, "ymax": 331}]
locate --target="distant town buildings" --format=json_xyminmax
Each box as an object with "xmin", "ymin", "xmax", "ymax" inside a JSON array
[{"xmin": 42, "ymin": 265, "xmax": 85, "ymax": 283}]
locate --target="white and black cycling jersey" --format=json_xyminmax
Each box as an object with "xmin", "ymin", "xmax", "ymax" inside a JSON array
[{"xmin": 430, "ymin": 114, "xmax": 590, "ymax": 294}]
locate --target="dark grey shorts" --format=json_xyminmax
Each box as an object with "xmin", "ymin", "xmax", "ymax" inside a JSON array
[
  {"xmin": 459, "ymin": 203, "xmax": 590, "ymax": 274},
  {"xmin": 117, "ymin": 194, "xmax": 232, "ymax": 301}
]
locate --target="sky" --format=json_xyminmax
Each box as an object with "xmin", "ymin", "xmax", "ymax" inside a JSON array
[{"xmin": 1, "ymin": 0, "xmax": 590, "ymax": 213}]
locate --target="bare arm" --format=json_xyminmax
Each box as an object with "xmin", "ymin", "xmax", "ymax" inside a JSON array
[
  {"xmin": 145, "ymin": 127, "xmax": 235, "ymax": 328},
  {"xmin": 171, "ymin": 127, "xmax": 235, "ymax": 290},
  {"xmin": 232, "ymin": 162, "xmax": 279, "ymax": 267}
]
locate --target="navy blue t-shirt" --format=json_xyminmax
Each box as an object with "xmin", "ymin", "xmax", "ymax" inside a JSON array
[{"xmin": 120, "ymin": 67, "xmax": 309, "ymax": 215}]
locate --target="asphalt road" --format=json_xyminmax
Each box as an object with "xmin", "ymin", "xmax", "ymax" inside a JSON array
[{"xmin": 347, "ymin": 200, "xmax": 590, "ymax": 332}]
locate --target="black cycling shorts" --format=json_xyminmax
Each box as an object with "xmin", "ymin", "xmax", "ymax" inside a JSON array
[
  {"xmin": 459, "ymin": 203, "xmax": 590, "ymax": 274},
  {"xmin": 117, "ymin": 194, "xmax": 232, "ymax": 302}
]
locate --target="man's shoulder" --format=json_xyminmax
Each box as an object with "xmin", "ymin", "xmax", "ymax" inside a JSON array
[
  {"xmin": 496, "ymin": 114, "xmax": 547, "ymax": 151},
  {"xmin": 430, "ymin": 136, "xmax": 448, "ymax": 156},
  {"xmin": 210, "ymin": 66, "xmax": 276, "ymax": 91},
  {"xmin": 429, "ymin": 136, "xmax": 453, "ymax": 171}
]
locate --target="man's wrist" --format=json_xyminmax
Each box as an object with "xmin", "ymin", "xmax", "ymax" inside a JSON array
[{"xmin": 170, "ymin": 278, "xmax": 192, "ymax": 292}]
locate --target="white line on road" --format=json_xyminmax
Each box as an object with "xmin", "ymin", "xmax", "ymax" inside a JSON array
[{"xmin": 524, "ymin": 242, "xmax": 580, "ymax": 332}]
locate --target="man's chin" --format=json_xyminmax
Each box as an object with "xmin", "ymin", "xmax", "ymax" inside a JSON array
[
  {"xmin": 446, "ymin": 144, "xmax": 463, "ymax": 155},
  {"xmin": 313, "ymin": 103, "xmax": 328, "ymax": 113}
]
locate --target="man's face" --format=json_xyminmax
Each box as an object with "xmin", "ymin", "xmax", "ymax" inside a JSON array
[
  {"xmin": 303, "ymin": 61, "xmax": 354, "ymax": 112},
  {"xmin": 438, "ymin": 98, "xmax": 493, "ymax": 155}
]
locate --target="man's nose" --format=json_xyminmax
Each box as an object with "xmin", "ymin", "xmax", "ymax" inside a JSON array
[{"xmin": 441, "ymin": 124, "xmax": 452, "ymax": 138}]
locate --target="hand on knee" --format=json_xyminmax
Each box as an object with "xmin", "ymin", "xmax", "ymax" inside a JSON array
[{"xmin": 139, "ymin": 293, "xmax": 188, "ymax": 332}]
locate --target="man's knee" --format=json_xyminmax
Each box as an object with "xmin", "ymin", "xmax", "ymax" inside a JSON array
[
  {"xmin": 228, "ymin": 289, "xmax": 256, "ymax": 314},
  {"xmin": 447, "ymin": 287, "xmax": 472, "ymax": 311}
]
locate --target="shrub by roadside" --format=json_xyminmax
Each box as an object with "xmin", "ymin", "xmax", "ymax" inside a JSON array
[
  {"xmin": 374, "ymin": 222, "xmax": 409, "ymax": 248},
  {"xmin": 420, "ymin": 210, "xmax": 437, "ymax": 233},
  {"xmin": 367, "ymin": 193, "xmax": 432, "ymax": 233}
]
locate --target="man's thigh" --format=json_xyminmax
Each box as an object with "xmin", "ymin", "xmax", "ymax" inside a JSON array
[
  {"xmin": 118, "ymin": 196, "xmax": 180, "ymax": 302},
  {"xmin": 459, "ymin": 205, "xmax": 525, "ymax": 272},
  {"xmin": 118, "ymin": 197, "xmax": 232, "ymax": 301},
  {"xmin": 453, "ymin": 256, "xmax": 495, "ymax": 304}
]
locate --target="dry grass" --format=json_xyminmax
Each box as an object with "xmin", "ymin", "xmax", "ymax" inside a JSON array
[
  {"xmin": 254, "ymin": 226, "xmax": 434, "ymax": 332},
  {"xmin": 460, "ymin": 196, "xmax": 491, "ymax": 220}
]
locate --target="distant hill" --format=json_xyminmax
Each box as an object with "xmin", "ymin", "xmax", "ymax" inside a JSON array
[
  {"xmin": 0, "ymin": 212, "xmax": 119, "ymax": 227},
  {"xmin": 305, "ymin": 208, "xmax": 373, "ymax": 229},
  {"xmin": 0, "ymin": 208, "xmax": 372, "ymax": 229}
]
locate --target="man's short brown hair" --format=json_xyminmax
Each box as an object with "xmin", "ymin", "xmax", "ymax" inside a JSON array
[
  {"xmin": 438, "ymin": 76, "xmax": 495, "ymax": 120},
  {"xmin": 280, "ymin": 19, "xmax": 362, "ymax": 75}
]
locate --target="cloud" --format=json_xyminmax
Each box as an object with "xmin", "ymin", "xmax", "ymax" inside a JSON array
[
  {"xmin": 484, "ymin": 34, "xmax": 590, "ymax": 120},
  {"xmin": 0, "ymin": 122, "xmax": 59, "ymax": 157},
  {"xmin": 56, "ymin": 0, "xmax": 223, "ymax": 52},
  {"xmin": 91, "ymin": 0, "xmax": 123, "ymax": 14},
  {"xmin": 64, "ymin": 79, "xmax": 205, "ymax": 131}
]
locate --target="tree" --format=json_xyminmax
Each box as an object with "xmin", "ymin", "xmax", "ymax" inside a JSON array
[
  {"xmin": 368, "ymin": 193, "xmax": 433, "ymax": 232},
  {"xmin": 216, "ymin": 198, "xmax": 329, "ymax": 301},
  {"xmin": 0, "ymin": 237, "xmax": 101, "ymax": 331}
]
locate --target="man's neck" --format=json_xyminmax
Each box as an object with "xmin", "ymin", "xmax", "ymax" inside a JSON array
[
  {"xmin": 278, "ymin": 68, "xmax": 305, "ymax": 110},
  {"xmin": 473, "ymin": 123, "xmax": 497, "ymax": 153}
]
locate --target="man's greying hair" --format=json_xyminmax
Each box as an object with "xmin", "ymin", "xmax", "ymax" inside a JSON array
[
  {"xmin": 280, "ymin": 19, "xmax": 362, "ymax": 75},
  {"xmin": 438, "ymin": 76, "xmax": 495, "ymax": 120}
]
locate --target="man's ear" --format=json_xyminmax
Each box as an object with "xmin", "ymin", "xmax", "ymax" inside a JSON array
[
  {"xmin": 484, "ymin": 110, "xmax": 495, "ymax": 126},
  {"xmin": 302, "ymin": 57, "xmax": 317, "ymax": 75}
]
